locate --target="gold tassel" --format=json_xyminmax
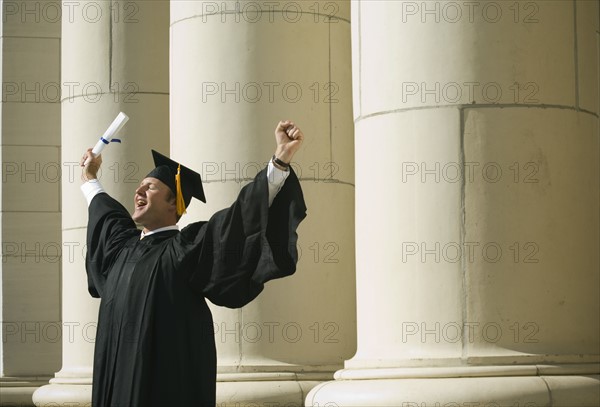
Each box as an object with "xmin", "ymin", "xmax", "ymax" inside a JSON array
[{"xmin": 175, "ymin": 164, "xmax": 186, "ymax": 216}]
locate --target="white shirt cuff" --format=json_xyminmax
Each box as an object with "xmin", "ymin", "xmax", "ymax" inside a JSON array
[
  {"xmin": 80, "ymin": 179, "xmax": 105, "ymax": 206},
  {"xmin": 267, "ymin": 160, "xmax": 290, "ymax": 207}
]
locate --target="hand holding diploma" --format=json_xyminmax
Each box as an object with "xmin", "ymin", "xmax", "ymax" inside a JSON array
[
  {"xmin": 83, "ymin": 112, "xmax": 129, "ymax": 166},
  {"xmin": 80, "ymin": 112, "xmax": 129, "ymax": 181},
  {"xmin": 80, "ymin": 148, "xmax": 102, "ymax": 181}
]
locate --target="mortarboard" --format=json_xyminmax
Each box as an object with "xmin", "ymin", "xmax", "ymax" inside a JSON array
[{"xmin": 146, "ymin": 150, "xmax": 206, "ymax": 216}]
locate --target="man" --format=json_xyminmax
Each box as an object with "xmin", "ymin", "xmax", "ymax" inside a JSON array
[{"xmin": 79, "ymin": 120, "xmax": 306, "ymax": 406}]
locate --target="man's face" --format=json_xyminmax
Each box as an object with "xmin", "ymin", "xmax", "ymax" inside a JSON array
[{"xmin": 132, "ymin": 177, "xmax": 177, "ymax": 231}]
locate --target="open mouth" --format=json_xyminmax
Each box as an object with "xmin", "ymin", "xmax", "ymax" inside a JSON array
[{"xmin": 136, "ymin": 199, "xmax": 147, "ymax": 208}]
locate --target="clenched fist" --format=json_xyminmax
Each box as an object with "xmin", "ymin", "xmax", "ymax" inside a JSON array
[{"xmin": 274, "ymin": 120, "xmax": 304, "ymax": 164}]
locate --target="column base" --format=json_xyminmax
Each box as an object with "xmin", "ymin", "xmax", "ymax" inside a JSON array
[
  {"xmin": 217, "ymin": 372, "xmax": 332, "ymax": 407},
  {"xmin": 32, "ymin": 384, "xmax": 92, "ymax": 407},
  {"xmin": 31, "ymin": 368, "xmax": 92, "ymax": 407},
  {"xmin": 306, "ymin": 364, "xmax": 600, "ymax": 407},
  {"xmin": 31, "ymin": 371, "xmax": 333, "ymax": 407}
]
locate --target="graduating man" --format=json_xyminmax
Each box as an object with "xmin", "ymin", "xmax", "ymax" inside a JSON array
[{"xmin": 79, "ymin": 121, "xmax": 306, "ymax": 406}]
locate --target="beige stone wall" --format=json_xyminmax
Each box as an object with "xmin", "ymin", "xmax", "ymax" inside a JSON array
[{"xmin": 1, "ymin": 1, "xmax": 62, "ymax": 404}]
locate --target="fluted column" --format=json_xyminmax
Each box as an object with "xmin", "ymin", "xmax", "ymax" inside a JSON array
[
  {"xmin": 308, "ymin": 1, "xmax": 599, "ymax": 405},
  {"xmin": 170, "ymin": 1, "xmax": 355, "ymax": 405},
  {"xmin": 33, "ymin": 1, "xmax": 169, "ymax": 405}
]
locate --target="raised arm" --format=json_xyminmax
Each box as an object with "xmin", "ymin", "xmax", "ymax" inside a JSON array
[
  {"xmin": 79, "ymin": 148, "xmax": 139, "ymax": 297},
  {"xmin": 185, "ymin": 121, "xmax": 308, "ymax": 308}
]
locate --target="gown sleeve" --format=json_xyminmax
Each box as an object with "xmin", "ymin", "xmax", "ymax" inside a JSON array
[
  {"xmin": 85, "ymin": 192, "xmax": 140, "ymax": 298},
  {"xmin": 184, "ymin": 166, "xmax": 307, "ymax": 308}
]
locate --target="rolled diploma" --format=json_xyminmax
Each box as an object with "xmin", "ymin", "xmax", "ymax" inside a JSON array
[{"xmin": 84, "ymin": 112, "xmax": 129, "ymax": 165}]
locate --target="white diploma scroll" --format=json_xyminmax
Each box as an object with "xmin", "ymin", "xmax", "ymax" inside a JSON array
[{"xmin": 84, "ymin": 112, "xmax": 129, "ymax": 165}]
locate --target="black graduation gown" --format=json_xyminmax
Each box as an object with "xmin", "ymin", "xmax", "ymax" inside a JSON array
[{"xmin": 85, "ymin": 167, "xmax": 306, "ymax": 407}]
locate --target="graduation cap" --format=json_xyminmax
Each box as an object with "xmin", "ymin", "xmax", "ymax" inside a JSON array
[{"xmin": 146, "ymin": 150, "xmax": 206, "ymax": 216}]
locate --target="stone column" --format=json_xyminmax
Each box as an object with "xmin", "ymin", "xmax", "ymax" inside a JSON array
[
  {"xmin": 170, "ymin": 1, "xmax": 355, "ymax": 405},
  {"xmin": 1, "ymin": 1, "xmax": 61, "ymax": 405},
  {"xmin": 33, "ymin": 1, "xmax": 169, "ymax": 405},
  {"xmin": 308, "ymin": 1, "xmax": 599, "ymax": 406}
]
